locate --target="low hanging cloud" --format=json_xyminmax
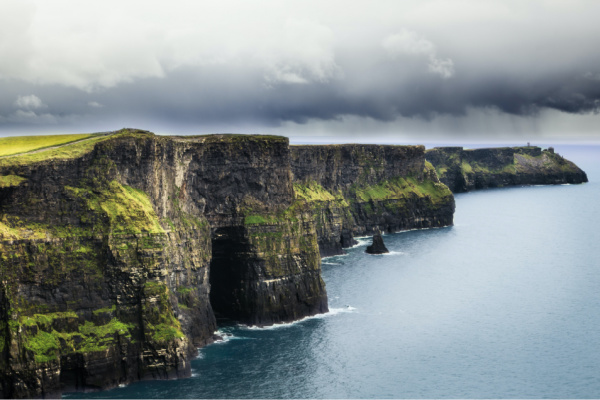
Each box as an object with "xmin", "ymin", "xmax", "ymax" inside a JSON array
[{"xmin": 1, "ymin": 0, "xmax": 600, "ymax": 138}]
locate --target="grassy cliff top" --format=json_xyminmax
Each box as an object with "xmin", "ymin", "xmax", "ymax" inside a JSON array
[
  {"xmin": 0, "ymin": 130, "xmax": 292, "ymax": 168},
  {"xmin": 0, "ymin": 129, "xmax": 154, "ymax": 167},
  {"xmin": 0, "ymin": 133, "xmax": 100, "ymax": 157}
]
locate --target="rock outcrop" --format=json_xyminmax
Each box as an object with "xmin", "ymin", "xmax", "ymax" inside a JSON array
[
  {"xmin": 0, "ymin": 130, "xmax": 455, "ymax": 398},
  {"xmin": 426, "ymin": 146, "xmax": 588, "ymax": 193},
  {"xmin": 366, "ymin": 230, "xmax": 389, "ymax": 254},
  {"xmin": 290, "ymin": 144, "xmax": 456, "ymax": 256}
]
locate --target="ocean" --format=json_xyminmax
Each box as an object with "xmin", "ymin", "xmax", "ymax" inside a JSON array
[{"xmin": 67, "ymin": 144, "xmax": 600, "ymax": 399}]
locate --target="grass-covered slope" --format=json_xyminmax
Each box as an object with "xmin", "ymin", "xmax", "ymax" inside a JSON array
[
  {"xmin": 0, "ymin": 133, "xmax": 97, "ymax": 157},
  {"xmin": 0, "ymin": 129, "xmax": 157, "ymax": 167}
]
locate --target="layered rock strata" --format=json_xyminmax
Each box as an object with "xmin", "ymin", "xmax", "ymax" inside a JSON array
[
  {"xmin": 290, "ymin": 145, "xmax": 456, "ymax": 257},
  {"xmin": 0, "ymin": 130, "xmax": 327, "ymax": 398},
  {"xmin": 426, "ymin": 146, "xmax": 588, "ymax": 193},
  {"xmin": 0, "ymin": 130, "xmax": 455, "ymax": 397}
]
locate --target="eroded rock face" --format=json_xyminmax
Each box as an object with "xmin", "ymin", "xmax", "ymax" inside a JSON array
[
  {"xmin": 0, "ymin": 131, "xmax": 327, "ymax": 397},
  {"xmin": 426, "ymin": 146, "xmax": 588, "ymax": 193},
  {"xmin": 290, "ymin": 144, "xmax": 456, "ymax": 257},
  {"xmin": 0, "ymin": 130, "xmax": 456, "ymax": 397}
]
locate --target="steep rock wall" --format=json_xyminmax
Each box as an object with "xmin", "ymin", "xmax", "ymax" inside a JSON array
[
  {"xmin": 0, "ymin": 136, "xmax": 213, "ymax": 397},
  {"xmin": 0, "ymin": 131, "xmax": 457, "ymax": 397},
  {"xmin": 291, "ymin": 145, "xmax": 455, "ymax": 256},
  {"xmin": 0, "ymin": 130, "xmax": 326, "ymax": 398},
  {"xmin": 426, "ymin": 146, "xmax": 588, "ymax": 193}
]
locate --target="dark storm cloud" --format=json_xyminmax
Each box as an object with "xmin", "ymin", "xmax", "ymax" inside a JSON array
[{"xmin": 1, "ymin": 0, "xmax": 600, "ymax": 138}]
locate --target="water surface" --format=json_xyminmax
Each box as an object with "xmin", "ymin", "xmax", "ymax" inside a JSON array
[{"xmin": 68, "ymin": 145, "xmax": 600, "ymax": 398}]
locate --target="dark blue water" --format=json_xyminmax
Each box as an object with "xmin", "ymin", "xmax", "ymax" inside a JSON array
[{"xmin": 68, "ymin": 145, "xmax": 600, "ymax": 399}]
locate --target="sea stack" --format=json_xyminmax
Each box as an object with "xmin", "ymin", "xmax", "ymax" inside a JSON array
[{"xmin": 366, "ymin": 229, "xmax": 389, "ymax": 254}]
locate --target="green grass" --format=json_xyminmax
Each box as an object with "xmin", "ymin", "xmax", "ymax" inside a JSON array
[
  {"xmin": 176, "ymin": 287, "xmax": 193, "ymax": 295},
  {"xmin": 0, "ymin": 174, "xmax": 26, "ymax": 188},
  {"xmin": 293, "ymin": 181, "xmax": 337, "ymax": 202},
  {"xmin": 142, "ymin": 281, "xmax": 185, "ymax": 344},
  {"xmin": 0, "ymin": 179, "xmax": 164, "ymax": 241},
  {"xmin": 65, "ymin": 181, "xmax": 164, "ymax": 234},
  {"xmin": 18, "ymin": 311, "xmax": 135, "ymax": 363},
  {"xmin": 19, "ymin": 311, "xmax": 78, "ymax": 329},
  {"xmin": 24, "ymin": 331, "xmax": 60, "ymax": 363},
  {"xmin": 244, "ymin": 215, "xmax": 275, "ymax": 225},
  {"xmin": 92, "ymin": 305, "xmax": 116, "ymax": 315},
  {"xmin": 0, "ymin": 134, "xmax": 96, "ymax": 157},
  {"xmin": 27, "ymin": 317, "xmax": 134, "ymax": 358},
  {"xmin": 0, "ymin": 129, "xmax": 155, "ymax": 167},
  {"xmin": 353, "ymin": 175, "xmax": 452, "ymax": 204},
  {"xmin": 149, "ymin": 322, "xmax": 185, "ymax": 343},
  {"xmin": 461, "ymin": 160, "xmax": 473, "ymax": 173},
  {"xmin": 465, "ymin": 160, "xmax": 516, "ymax": 175},
  {"xmin": 0, "ymin": 134, "xmax": 111, "ymax": 167}
]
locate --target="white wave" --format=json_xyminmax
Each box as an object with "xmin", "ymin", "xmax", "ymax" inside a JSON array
[
  {"xmin": 322, "ymin": 253, "xmax": 349, "ymax": 262},
  {"xmin": 351, "ymin": 236, "xmax": 371, "ymax": 247},
  {"xmin": 207, "ymin": 328, "xmax": 246, "ymax": 344},
  {"xmin": 322, "ymin": 261, "xmax": 341, "ymax": 265},
  {"xmin": 118, "ymin": 384, "xmax": 127, "ymax": 388},
  {"xmin": 365, "ymin": 250, "xmax": 404, "ymax": 256},
  {"xmin": 384, "ymin": 250, "xmax": 404, "ymax": 256},
  {"xmin": 240, "ymin": 306, "xmax": 357, "ymax": 331}
]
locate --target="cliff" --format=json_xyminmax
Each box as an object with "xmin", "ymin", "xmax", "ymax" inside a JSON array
[
  {"xmin": 425, "ymin": 146, "xmax": 588, "ymax": 193},
  {"xmin": 0, "ymin": 130, "xmax": 454, "ymax": 398},
  {"xmin": 290, "ymin": 145, "xmax": 455, "ymax": 256}
]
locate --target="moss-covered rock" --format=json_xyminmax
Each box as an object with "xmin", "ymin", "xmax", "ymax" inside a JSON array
[
  {"xmin": 290, "ymin": 144, "xmax": 455, "ymax": 256},
  {"xmin": 0, "ymin": 129, "xmax": 457, "ymax": 397},
  {"xmin": 426, "ymin": 146, "xmax": 588, "ymax": 193}
]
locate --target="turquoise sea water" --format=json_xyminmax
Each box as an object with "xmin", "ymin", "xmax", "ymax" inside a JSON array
[{"xmin": 68, "ymin": 145, "xmax": 600, "ymax": 399}]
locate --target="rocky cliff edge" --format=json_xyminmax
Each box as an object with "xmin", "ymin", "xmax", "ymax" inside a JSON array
[
  {"xmin": 425, "ymin": 146, "xmax": 588, "ymax": 193},
  {"xmin": 0, "ymin": 130, "xmax": 455, "ymax": 397}
]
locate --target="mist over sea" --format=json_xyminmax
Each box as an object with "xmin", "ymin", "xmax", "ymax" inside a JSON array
[{"xmin": 67, "ymin": 144, "xmax": 600, "ymax": 399}]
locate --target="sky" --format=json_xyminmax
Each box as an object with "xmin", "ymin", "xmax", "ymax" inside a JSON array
[{"xmin": 1, "ymin": 0, "xmax": 600, "ymax": 144}]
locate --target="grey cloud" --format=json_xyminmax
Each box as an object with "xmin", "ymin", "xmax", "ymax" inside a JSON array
[
  {"xmin": 1, "ymin": 0, "xmax": 600, "ymax": 139},
  {"xmin": 14, "ymin": 95, "xmax": 45, "ymax": 110}
]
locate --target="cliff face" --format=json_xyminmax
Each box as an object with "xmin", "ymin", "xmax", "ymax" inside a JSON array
[
  {"xmin": 291, "ymin": 145, "xmax": 455, "ymax": 257},
  {"xmin": 426, "ymin": 146, "xmax": 588, "ymax": 193},
  {"xmin": 0, "ymin": 131, "xmax": 326, "ymax": 398},
  {"xmin": 0, "ymin": 131, "xmax": 454, "ymax": 398}
]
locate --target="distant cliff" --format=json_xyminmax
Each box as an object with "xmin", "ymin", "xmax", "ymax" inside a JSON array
[
  {"xmin": 0, "ymin": 130, "xmax": 455, "ymax": 398},
  {"xmin": 425, "ymin": 146, "xmax": 588, "ymax": 193},
  {"xmin": 290, "ymin": 145, "xmax": 455, "ymax": 256}
]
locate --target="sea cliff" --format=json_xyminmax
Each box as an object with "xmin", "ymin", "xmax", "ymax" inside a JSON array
[
  {"xmin": 426, "ymin": 146, "xmax": 588, "ymax": 193},
  {"xmin": 0, "ymin": 130, "xmax": 454, "ymax": 398},
  {"xmin": 290, "ymin": 145, "xmax": 455, "ymax": 256}
]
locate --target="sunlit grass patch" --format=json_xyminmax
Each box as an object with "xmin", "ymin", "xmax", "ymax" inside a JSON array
[{"xmin": 0, "ymin": 134, "xmax": 95, "ymax": 157}]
